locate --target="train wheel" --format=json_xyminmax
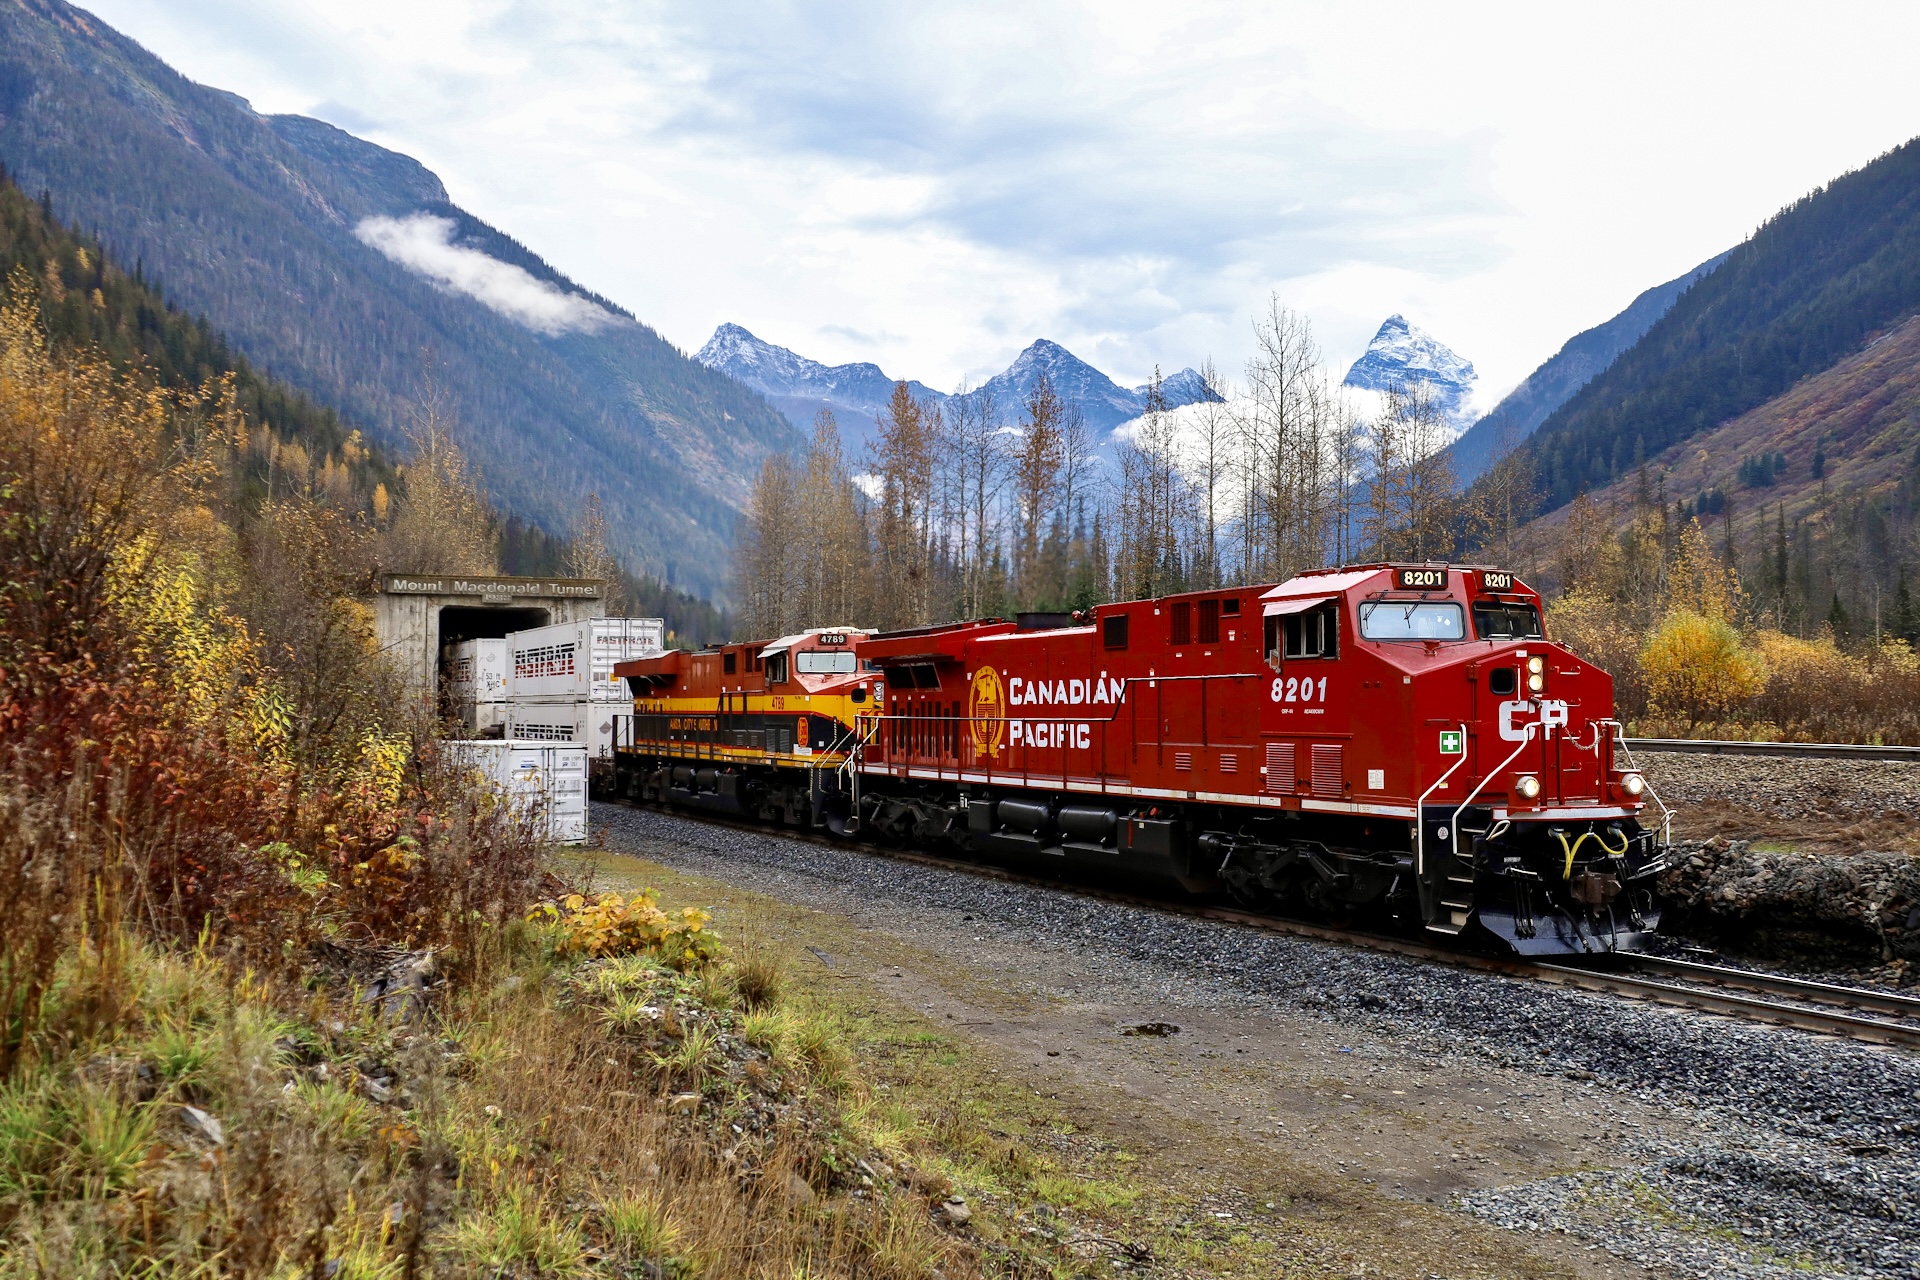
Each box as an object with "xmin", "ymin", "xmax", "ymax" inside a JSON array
[
  {"xmin": 1301, "ymin": 879, "xmax": 1356, "ymax": 930},
  {"xmin": 1218, "ymin": 853, "xmax": 1282, "ymax": 913}
]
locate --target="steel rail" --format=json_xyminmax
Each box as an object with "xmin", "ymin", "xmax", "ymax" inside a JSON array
[
  {"xmin": 594, "ymin": 798, "xmax": 1920, "ymax": 1052},
  {"xmin": 1618, "ymin": 954, "xmax": 1920, "ymax": 1022},
  {"xmin": 1624, "ymin": 738, "xmax": 1920, "ymax": 762}
]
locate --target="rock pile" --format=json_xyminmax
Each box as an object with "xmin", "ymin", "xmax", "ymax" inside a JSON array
[{"xmin": 1659, "ymin": 837, "xmax": 1920, "ymax": 966}]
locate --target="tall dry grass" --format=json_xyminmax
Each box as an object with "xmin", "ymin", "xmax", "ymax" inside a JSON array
[{"xmin": 1744, "ymin": 631, "xmax": 1920, "ymax": 744}]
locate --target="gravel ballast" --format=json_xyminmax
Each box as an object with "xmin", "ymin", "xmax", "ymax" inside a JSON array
[
  {"xmin": 1633, "ymin": 751, "xmax": 1920, "ymax": 825},
  {"xmin": 592, "ymin": 801, "xmax": 1920, "ymax": 1280}
]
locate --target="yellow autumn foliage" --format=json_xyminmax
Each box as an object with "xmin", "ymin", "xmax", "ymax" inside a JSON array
[
  {"xmin": 532, "ymin": 891, "xmax": 720, "ymax": 969},
  {"xmin": 1640, "ymin": 610, "xmax": 1767, "ymax": 725}
]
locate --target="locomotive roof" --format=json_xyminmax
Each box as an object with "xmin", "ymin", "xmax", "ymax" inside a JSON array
[
  {"xmin": 1259, "ymin": 565, "xmax": 1537, "ymax": 602},
  {"xmin": 1261, "ymin": 568, "xmax": 1380, "ymax": 599},
  {"xmin": 757, "ymin": 627, "xmax": 870, "ymax": 657}
]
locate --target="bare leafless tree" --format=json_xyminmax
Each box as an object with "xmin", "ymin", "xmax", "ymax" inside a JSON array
[
  {"xmin": 870, "ymin": 383, "xmax": 939, "ymax": 629},
  {"xmin": 732, "ymin": 452, "xmax": 801, "ymax": 638},
  {"xmin": 565, "ymin": 492, "xmax": 625, "ymax": 612},
  {"xmin": 1363, "ymin": 380, "xmax": 1456, "ymax": 561},
  {"xmin": 1012, "ymin": 373, "xmax": 1066, "ymax": 607},
  {"xmin": 1115, "ymin": 368, "xmax": 1192, "ymax": 599},
  {"xmin": 796, "ymin": 409, "xmax": 870, "ymax": 628},
  {"xmin": 383, "ymin": 374, "xmax": 498, "ymax": 575}
]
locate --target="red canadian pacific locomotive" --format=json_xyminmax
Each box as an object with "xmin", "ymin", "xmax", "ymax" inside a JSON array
[{"xmin": 611, "ymin": 564, "xmax": 1673, "ymax": 955}]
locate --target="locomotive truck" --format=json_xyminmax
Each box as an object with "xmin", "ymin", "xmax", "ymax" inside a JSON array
[{"xmin": 611, "ymin": 564, "xmax": 1673, "ymax": 955}]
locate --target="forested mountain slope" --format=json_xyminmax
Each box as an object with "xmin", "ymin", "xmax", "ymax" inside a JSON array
[
  {"xmin": 0, "ymin": 0, "xmax": 798, "ymax": 599},
  {"xmin": 1517, "ymin": 136, "xmax": 1920, "ymax": 512},
  {"xmin": 0, "ymin": 165, "xmax": 391, "ymax": 500},
  {"xmin": 1448, "ymin": 252, "xmax": 1726, "ymax": 484},
  {"xmin": 1515, "ymin": 311, "xmax": 1920, "ymax": 632}
]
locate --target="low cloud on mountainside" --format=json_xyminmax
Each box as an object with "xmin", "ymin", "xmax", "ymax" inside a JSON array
[{"xmin": 355, "ymin": 214, "xmax": 617, "ymax": 336}]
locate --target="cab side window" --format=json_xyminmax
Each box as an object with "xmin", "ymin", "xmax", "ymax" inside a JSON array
[{"xmin": 1283, "ymin": 606, "xmax": 1337, "ymax": 659}]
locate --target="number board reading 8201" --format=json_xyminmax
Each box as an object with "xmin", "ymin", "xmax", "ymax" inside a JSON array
[{"xmin": 1394, "ymin": 567, "xmax": 1448, "ymax": 590}]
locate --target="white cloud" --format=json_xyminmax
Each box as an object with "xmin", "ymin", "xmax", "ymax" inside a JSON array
[
  {"xmin": 81, "ymin": 1, "xmax": 1920, "ymax": 401},
  {"xmin": 353, "ymin": 213, "xmax": 617, "ymax": 336}
]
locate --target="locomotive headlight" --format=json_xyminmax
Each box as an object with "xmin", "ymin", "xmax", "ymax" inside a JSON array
[
  {"xmin": 1620, "ymin": 771, "xmax": 1646, "ymax": 797},
  {"xmin": 1527, "ymin": 671, "xmax": 1546, "ymax": 694},
  {"xmin": 1526, "ymin": 656, "xmax": 1544, "ymax": 675},
  {"xmin": 1514, "ymin": 774, "xmax": 1542, "ymax": 800}
]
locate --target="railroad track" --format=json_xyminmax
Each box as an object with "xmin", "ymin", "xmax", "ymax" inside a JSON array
[
  {"xmin": 1625, "ymin": 737, "xmax": 1920, "ymax": 762},
  {"xmin": 595, "ymin": 798, "xmax": 1920, "ymax": 1052}
]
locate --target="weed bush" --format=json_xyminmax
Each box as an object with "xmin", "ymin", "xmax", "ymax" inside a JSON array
[{"xmin": 534, "ymin": 889, "xmax": 721, "ymax": 967}]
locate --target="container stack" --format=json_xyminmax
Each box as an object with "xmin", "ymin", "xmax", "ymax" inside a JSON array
[{"xmin": 503, "ymin": 618, "xmax": 664, "ymax": 759}]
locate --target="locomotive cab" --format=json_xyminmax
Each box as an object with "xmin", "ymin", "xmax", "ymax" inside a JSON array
[
  {"xmin": 1251, "ymin": 564, "xmax": 1669, "ymax": 953},
  {"xmin": 613, "ymin": 628, "xmax": 874, "ymax": 827}
]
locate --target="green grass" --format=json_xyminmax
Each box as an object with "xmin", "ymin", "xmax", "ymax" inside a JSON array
[{"xmin": 445, "ymin": 1183, "xmax": 590, "ymax": 1275}]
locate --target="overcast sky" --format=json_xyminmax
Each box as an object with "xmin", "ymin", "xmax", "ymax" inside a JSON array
[{"xmin": 82, "ymin": 0, "xmax": 1920, "ymax": 407}]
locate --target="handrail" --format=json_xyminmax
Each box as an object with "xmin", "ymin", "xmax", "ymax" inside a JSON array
[
  {"xmin": 1611, "ymin": 727, "xmax": 1673, "ymax": 845},
  {"xmin": 1413, "ymin": 722, "xmax": 1470, "ymax": 877},
  {"xmin": 1445, "ymin": 720, "xmax": 1539, "ymax": 846}
]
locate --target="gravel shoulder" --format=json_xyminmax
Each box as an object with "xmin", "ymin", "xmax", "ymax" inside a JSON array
[
  {"xmin": 1635, "ymin": 752, "xmax": 1920, "ymax": 853},
  {"xmin": 587, "ymin": 802, "xmax": 1920, "ymax": 1280}
]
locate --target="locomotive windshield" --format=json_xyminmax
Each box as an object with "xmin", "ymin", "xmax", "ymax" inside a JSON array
[
  {"xmin": 1357, "ymin": 600, "xmax": 1465, "ymax": 641},
  {"xmin": 796, "ymin": 650, "xmax": 858, "ymax": 674},
  {"xmin": 1472, "ymin": 601, "xmax": 1544, "ymax": 640}
]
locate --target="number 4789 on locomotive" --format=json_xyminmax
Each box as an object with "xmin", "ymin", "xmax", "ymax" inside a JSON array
[{"xmin": 612, "ymin": 563, "xmax": 1674, "ymax": 957}]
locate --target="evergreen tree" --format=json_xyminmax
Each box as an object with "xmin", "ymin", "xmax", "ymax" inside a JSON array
[
  {"xmin": 1895, "ymin": 566, "xmax": 1917, "ymax": 643},
  {"xmin": 1772, "ymin": 502, "xmax": 1789, "ymax": 603},
  {"xmin": 1827, "ymin": 592, "xmax": 1850, "ymax": 638}
]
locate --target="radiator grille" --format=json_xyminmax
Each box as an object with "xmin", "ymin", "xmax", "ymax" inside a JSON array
[
  {"xmin": 1310, "ymin": 743, "xmax": 1344, "ymax": 797},
  {"xmin": 1173, "ymin": 752, "xmax": 1193, "ymax": 771},
  {"xmin": 1219, "ymin": 753, "xmax": 1238, "ymax": 774},
  {"xmin": 1264, "ymin": 742, "xmax": 1294, "ymax": 794}
]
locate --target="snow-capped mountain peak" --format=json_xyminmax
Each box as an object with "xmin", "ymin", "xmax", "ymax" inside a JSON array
[
  {"xmin": 1343, "ymin": 314, "xmax": 1478, "ymax": 429},
  {"xmin": 694, "ymin": 325, "xmax": 1218, "ymax": 443},
  {"xmin": 975, "ymin": 339, "xmax": 1141, "ymax": 423},
  {"xmin": 697, "ymin": 323, "xmax": 860, "ymax": 392}
]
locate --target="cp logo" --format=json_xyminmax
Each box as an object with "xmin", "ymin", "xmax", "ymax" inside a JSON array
[{"xmin": 1499, "ymin": 698, "xmax": 1570, "ymax": 741}]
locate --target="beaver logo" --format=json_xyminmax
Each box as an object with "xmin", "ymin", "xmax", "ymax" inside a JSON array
[{"xmin": 968, "ymin": 665, "xmax": 1005, "ymax": 760}]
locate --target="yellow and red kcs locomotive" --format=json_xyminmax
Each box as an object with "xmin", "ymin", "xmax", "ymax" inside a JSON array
[{"xmin": 612, "ymin": 563, "xmax": 1673, "ymax": 955}]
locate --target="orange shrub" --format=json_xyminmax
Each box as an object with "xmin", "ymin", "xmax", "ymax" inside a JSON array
[
  {"xmin": 1747, "ymin": 631, "xmax": 1920, "ymax": 743},
  {"xmin": 1547, "ymin": 586, "xmax": 1649, "ymax": 718}
]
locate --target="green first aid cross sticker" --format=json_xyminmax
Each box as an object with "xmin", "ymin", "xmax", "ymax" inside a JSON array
[{"xmin": 1439, "ymin": 730, "xmax": 1464, "ymax": 754}]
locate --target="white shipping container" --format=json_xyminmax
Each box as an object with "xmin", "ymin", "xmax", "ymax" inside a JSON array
[
  {"xmin": 445, "ymin": 740, "xmax": 589, "ymax": 845},
  {"xmin": 469, "ymin": 702, "xmax": 510, "ymax": 737},
  {"xmin": 443, "ymin": 638, "xmax": 510, "ymax": 702},
  {"xmin": 504, "ymin": 701, "xmax": 626, "ymax": 759},
  {"xmin": 443, "ymin": 638, "xmax": 510, "ymax": 732},
  {"xmin": 508, "ymin": 618, "xmax": 665, "ymax": 702}
]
